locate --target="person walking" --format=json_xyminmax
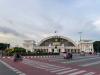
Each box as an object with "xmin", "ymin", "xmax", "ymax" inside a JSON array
[{"xmin": 13, "ymin": 52, "xmax": 22, "ymax": 62}]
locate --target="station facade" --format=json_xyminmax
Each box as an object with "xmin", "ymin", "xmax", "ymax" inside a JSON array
[{"xmin": 23, "ymin": 35, "xmax": 94, "ymax": 53}]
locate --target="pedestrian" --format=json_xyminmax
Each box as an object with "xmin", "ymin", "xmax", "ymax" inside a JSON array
[
  {"xmin": 13, "ymin": 52, "xmax": 22, "ymax": 62},
  {"xmin": 70, "ymin": 53, "xmax": 73, "ymax": 60},
  {"xmin": 67, "ymin": 53, "xmax": 73, "ymax": 60}
]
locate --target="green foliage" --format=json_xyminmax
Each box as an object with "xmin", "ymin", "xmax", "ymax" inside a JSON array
[
  {"xmin": 33, "ymin": 50, "xmax": 59, "ymax": 56},
  {"xmin": 0, "ymin": 43, "xmax": 10, "ymax": 50},
  {"xmin": 93, "ymin": 41, "xmax": 100, "ymax": 52},
  {"xmin": 14, "ymin": 47, "xmax": 26, "ymax": 53},
  {"xmin": 6, "ymin": 47, "xmax": 26, "ymax": 56},
  {"xmin": 6, "ymin": 47, "xmax": 60, "ymax": 56}
]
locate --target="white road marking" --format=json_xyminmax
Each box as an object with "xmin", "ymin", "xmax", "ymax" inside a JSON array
[
  {"xmin": 80, "ymin": 61, "xmax": 100, "ymax": 67},
  {"xmin": 46, "ymin": 67, "xmax": 65, "ymax": 71},
  {"xmin": 23, "ymin": 59, "xmax": 96, "ymax": 75},
  {"xmin": 68, "ymin": 70, "xmax": 86, "ymax": 75},
  {"xmin": 19, "ymin": 73, "xmax": 26, "ymax": 75},
  {"xmin": 62, "ymin": 57, "xmax": 100, "ymax": 63},
  {"xmin": 74, "ymin": 56, "xmax": 97, "ymax": 59},
  {"xmin": 23, "ymin": 59, "xmax": 65, "ymax": 71},
  {"xmin": 0, "ymin": 60, "xmax": 26, "ymax": 75},
  {"xmin": 51, "ymin": 68, "xmax": 71, "ymax": 73},
  {"xmin": 83, "ymin": 72, "xmax": 95, "ymax": 75},
  {"xmin": 57, "ymin": 69, "xmax": 78, "ymax": 75},
  {"xmin": 16, "ymin": 71, "xmax": 22, "ymax": 74}
]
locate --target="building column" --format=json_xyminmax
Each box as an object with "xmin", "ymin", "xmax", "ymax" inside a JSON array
[
  {"xmin": 70, "ymin": 49, "xmax": 71, "ymax": 53},
  {"xmin": 61, "ymin": 44, "xmax": 65, "ymax": 52},
  {"xmin": 48, "ymin": 44, "xmax": 52, "ymax": 52},
  {"xmin": 91, "ymin": 44, "xmax": 94, "ymax": 53}
]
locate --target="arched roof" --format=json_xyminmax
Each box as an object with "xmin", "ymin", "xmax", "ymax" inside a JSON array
[{"xmin": 38, "ymin": 35, "xmax": 77, "ymax": 47}]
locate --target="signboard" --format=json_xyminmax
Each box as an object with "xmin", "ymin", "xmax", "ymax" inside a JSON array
[{"xmin": 53, "ymin": 42, "xmax": 60, "ymax": 46}]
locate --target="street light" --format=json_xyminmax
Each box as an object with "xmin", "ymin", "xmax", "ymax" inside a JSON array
[
  {"xmin": 78, "ymin": 32, "xmax": 82, "ymax": 41},
  {"xmin": 78, "ymin": 32, "xmax": 83, "ymax": 53}
]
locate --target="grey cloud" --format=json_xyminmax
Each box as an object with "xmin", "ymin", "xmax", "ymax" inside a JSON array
[
  {"xmin": 41, "ymin": 15, "xmax": 63, "ymax": 33},
  {"xmin": 0, "ymin": 26, "xmax": 27, "ymax": 38}
]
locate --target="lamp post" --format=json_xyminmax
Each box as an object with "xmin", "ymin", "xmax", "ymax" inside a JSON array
[
  {"xmin": 78, "ymin": 32, "xmax": 82, "ymax": 41},
  {"xmin": 78, "ymin": 32, "xmax": 83, "ymax": 52}
]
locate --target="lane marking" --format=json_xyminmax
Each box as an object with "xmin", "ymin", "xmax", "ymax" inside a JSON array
[
  {"xmin": 83, "ymin": 72, "xmax": 95, "ymax": 75},
  {"xmin": 68, "ymin": 70, "xmax": 86, "ymax": 75},
  {"xmin": 62, "ymin": 57, "xmax": 100, "ymax": 63},
  {"xmin": 23, "ymin": 59, "xmax": 65, "ymax": 68},
  {"xmin": 51, "ymin": 68, "xmax": 71, "ymax": 73},
  {"xmin": 0, "ymin": 60, "xmax": 26, "ymax": 75},
  {"xmin": 46, "ymin": 67, "xmax": 65, "ymax": 71},
  {"xmin": 80, "ymin": 61, "xmax": 100, "ymax": 67},
  {"xmin": 57, "ymin": 69, "xmax": 78, "ymax": 75},
  {"xmin": 23, "ymin": 60, "xmax": 66, "ymax": 71},
  {"xmin": 23, "ymin": 59, "xmax": 96, "ymax": 75}
]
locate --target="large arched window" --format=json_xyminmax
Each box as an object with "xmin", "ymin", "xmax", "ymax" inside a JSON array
[{"xmin": 38, "ymin": 36, "xmax": 77, "ymax": 47}]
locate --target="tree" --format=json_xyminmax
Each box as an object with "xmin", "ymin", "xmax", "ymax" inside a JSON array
[
  {"xmin": 13, "ymin": 47, "xmax": 26, "ymax": 54},
  {"xmin": 0, "ymin": 43, "xmax": 10, "ymax": 56},
  {"xmin": 93, "ymin": 41, "xmax": 100, "ymax": 53},
  {"xmin": 6, "ymin": 47, "xmax": 26, "ymax": 56}
]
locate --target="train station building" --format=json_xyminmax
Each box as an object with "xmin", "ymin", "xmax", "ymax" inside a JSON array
[{"xmin": 23, "ymin": 35, "xmax": 94, "ymax": 53}]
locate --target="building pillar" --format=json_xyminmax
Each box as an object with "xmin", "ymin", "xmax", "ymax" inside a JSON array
[
  {"xmin": 61, "ymin": 44, "xmax": 65, "ymax": 52},
  {"xmin": 91, "ymin": 43, "xmax": 94, "ymax": 53},
  {"xmin": 69, "ymin": 49, "xmax": 71, "ymax": 53},
  {"xmin": 48, "ymin": 44, "xmax": 52, "ymax": 52}
]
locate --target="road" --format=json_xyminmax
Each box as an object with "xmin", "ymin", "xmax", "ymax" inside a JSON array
[
  {"xmin": 0, "ymin": 54, "xmax": 100, "ymax": 75},
  {"xmin": 0, "ymin": 60, "xmax": 18, "ymax": 75}
]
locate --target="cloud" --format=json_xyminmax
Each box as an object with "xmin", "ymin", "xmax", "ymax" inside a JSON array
[
  {"xmin": 93, "ymin": 18, "xmax": 100, "ymax": 31},
  {"xmin": 0, "ymin": 0, "xmax": 100, "ymax": 44},
  {"xmin": 40, "ymin": 15, "xmax": 63, "ymax": 32},
  {"xmin": 0, "ymin": 26, "xmax": 27, "ymax": 38}
]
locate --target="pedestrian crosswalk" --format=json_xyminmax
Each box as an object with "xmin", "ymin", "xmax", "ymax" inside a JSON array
[
  {"xmin": 80, "ymin": 61, "xmax": 100, "ymax": 67},
  {"xmin": 2, "ymin": 55, "xmax": 100, "ymax": 68},
  {"xmin": 56, "ymin": 69, "xmax": 78, "ymax": 75},
  {"xmin": 0, "ymin": 60, "xmax": 26, "ymax": 75},
  {"xmin": 67, "ymin": 70, "xmax": 86, "ymax": 75},
  {"xmin": 61, "ymin": 56, "xmax": 100, "ymax": 64},
  {"xmin": 83, "ymin": 72, "xmax": 95, "ymax": 75},
  {"xmin": 1, "ymin": 55, "xmax": 100, "ymax": 75},
  {"xmin": 27, "ymin": 55, "xmax": 100, "ymax": 68},
  {"xmin": 51, "ymin": 68, "xmax": 71, "ymax": 73},
  {"xmin": 22, "ymin": 59, "xmax": 96, "ymax": 75}
]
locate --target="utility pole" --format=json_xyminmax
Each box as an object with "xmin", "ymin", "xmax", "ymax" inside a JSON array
[
  {"xmin": 78, "ymin": 32, "xmax": 83, "ymax": 52},
  {"xmin": 78, "ymin": 32, "xmax": 82, "ymax": 41}
]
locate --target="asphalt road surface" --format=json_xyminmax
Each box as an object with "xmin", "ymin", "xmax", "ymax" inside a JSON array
[
  {"xmin": 0, "ymin": 60, "xmax": 18, "ymax": 75},
  {"xmin": 1, "ymin": 54, "xmax": 100, "ymax": 75}
]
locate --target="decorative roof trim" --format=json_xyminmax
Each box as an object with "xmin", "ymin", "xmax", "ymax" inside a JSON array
[{"xmin": 38, "ymin": 35, "xmax": 77, "ymax": 47}]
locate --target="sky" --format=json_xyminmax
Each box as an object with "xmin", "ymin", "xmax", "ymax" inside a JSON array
[{"xmin": 0, "ymin": 0, "xmax": 100, "ymax": 46}]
